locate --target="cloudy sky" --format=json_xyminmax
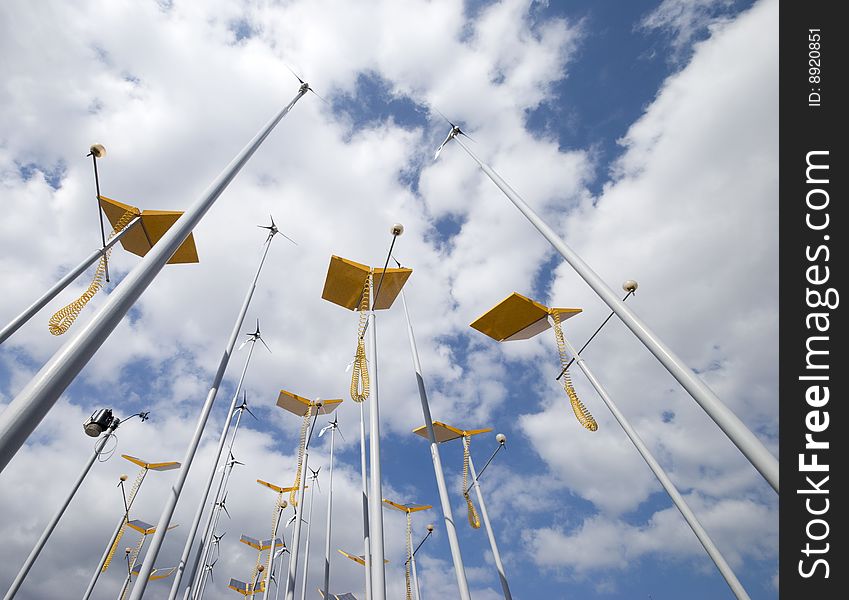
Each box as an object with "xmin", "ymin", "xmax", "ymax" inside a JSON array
[{"xmin": 0, "ymin": 0, "xmax": 778, "ymax": 598}]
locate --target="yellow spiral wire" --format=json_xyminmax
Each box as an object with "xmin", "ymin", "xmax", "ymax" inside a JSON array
[
  {"xmin": 551, "ymin": 310, "xmax": 598, "ymax": 432},
  {"xmin": 290, "ymin": 405, "xmax": 313, "ymax": 507},
  {"xmin": 103, "ymin": 466, "xmax": 146, "ymax": 572},
  {"xmin": 350, "ymin": 273, "xmax": 371, "ymax": 403},
  {"xmin": 461, "ymin": 436, "xmax": 481, "ymax": 529},
  {"xmin": 49, "ymin": 209, "xmax": 136, "ymax": 336},
  {"xmin": 248, "ymin": 492, "xmax": 283, "ymax": 591},
  {"xmin": 405, "ymin": 511, "xmax": 414, "ymax": 600}
]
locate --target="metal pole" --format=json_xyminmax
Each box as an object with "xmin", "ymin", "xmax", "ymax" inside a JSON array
[
  {"xmin": 82, "ymin": 469, "xmax": 149, "ymax": 599},
  {"xmin": 465, "ymin": 441, "xmax": 511, "ymax": 600},
  {"xmin": 171, "ymin": 336, "xmax": 261, "ymax": 600},
  {"xmin": 451, "ymin": 135, "xmax": 779, "ymax": 492},
  {"xmin": 298, "ymin": 473, "xmax": 317, "ymax": 600},
  {"xmin": 359, "ymin": 402, "xmax": 373, "ymax": 600},
  {"xmin": 262, "ymin": 503, "xmax": 286, "ymax": 600},
  {"xmin": 128, "ymin": 219, "xmax": 289, "ymax": 600},
  {"xmin": 0, "ymin": 86, "xmax": 307, "ymax": 476},
  {"xmin": 366, "ymin": 276, "xmax": 387, "ymax": 600},
  {"xmin": 92, "ymin": 152, "xmax": 110, "ymax": 283},
  {"xmin": 560, "ymin": 334, "xmax": 751, "ymax": 600},
  {"xmin": 191, "ymin": 409, "xmax": 248, "ymax": 599},
  {"xmin": 410, "ymin": 547, "xmax": 421, "ymax": 600},
  {"xmin": 284, "ymin": 446, "xmax": 311, "ymax": 600},
  {"xmin": 274, "ymin": 548, "xmax": 289, "ymax": 600},
  {"xmin": 0, "ymin": 220, "xmax": 139, "ymax": 345},
  {"xmin": 4, "ymin": 427, "xmax": 115, "ymax": 599},
  {"xmin": 321, "ymin": 425, "xmax": 336, "ymax": 599},
  {"xmin": 398, "ymin": 289, "xmax": 471, "ymax": 600}
]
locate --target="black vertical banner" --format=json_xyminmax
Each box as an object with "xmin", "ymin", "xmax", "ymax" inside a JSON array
[{"xmin": 780, "ymin": 3, "xmax": 845, "ymax": 598}]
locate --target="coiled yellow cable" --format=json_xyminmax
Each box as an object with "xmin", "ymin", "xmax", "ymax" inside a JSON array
[
  {"xmin": 103, "ymin": 467, "xmax": 146, "ymax": 572},
  {"xmin": 290, "ymin": 405, "xmax": 313, "ymax": 507},
  {"xmin": 49, "ymin": 210, "xmax": 136, "ymax": 336},
  {"xmin": 462, "ymin": 436, "xmax": 481, "ymax": 529},
  {"xmin": 405, "ymin": 511, "xmax": 413, "ymax": 600},
  {"xmin": 551, "ymin": 310, "xmax": 598, "ymax": 431},
  {"xmin": 350, "ymin": 274, "xmax": 371, "ymax": 403}
]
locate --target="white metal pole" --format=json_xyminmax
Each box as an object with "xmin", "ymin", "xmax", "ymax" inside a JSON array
[
  {"xmin": 4, "ymin": 427, "xmax": 115, "ymax": 599},
  {"xmin": 410, "ymin": 548, "xmax": 421, "ymax": 600},
  {"xmin": 298, "ymin": 473, "xmax": 317, "ymax": 600},
  {"xmin": 0, "ymin": 219, "xmax": 139, "ymax": 345},
  {"xmin": 450, "ymin": 135, "xmax": 778, "ymax": 492},
  {"xmin": 398, "ymin": 289, "xmax": 471, "ymax": 600},
  {"xmin": 128, "ymin": 213, "xmax": 290, "ymax": 600},
  {"xmin": 284, "ymin": 446, "xmax": 311, "ymax": 600},
  {"xmin": 366, "ymin": 276, "xmax": 387, "ymax": 600},
  {"xmin": 191, "ymin": 406, "xmax": 249, "ymax": 599},
  {"xmin": 321, "ymin": 425, "xmax": 336, "ymax": 599},
  {"xmin": 465, "ymin": 440, "xmax": 512, "ymax": 600},
  {"xmin": 560, "ymin": 333, "xmax": 751, "ymax": 600},
  {"xmin": 171, "ymin": 335, "xmax": 260, "ymax": 600},
  {"xmin": 359, "ymin": 402, "xmax": 373, "ymax": 600},
  {"xmin": 82, "ymin": 469, "xmax": 149, "ymax": 599},
  {"xmin": 0, "ymin": 86, "xmax": 307, "ymax": 477}
]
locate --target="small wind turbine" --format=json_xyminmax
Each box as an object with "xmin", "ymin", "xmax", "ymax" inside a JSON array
[{"xmin": 298, "ymin": 467, "xmax": 322, "ymax": 600}]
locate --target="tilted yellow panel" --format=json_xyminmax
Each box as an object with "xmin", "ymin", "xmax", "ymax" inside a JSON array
[
  {"xmin": 321, "ymin": 256, "xmax": 370, "ymax": 310},
  {"xmin": 140, "ymin": 210, "xmax": 199, "ymax": 264},
  {"xmin": 470, "ymin": 292, "xmax": 551, "ymax": 342},
  {"xmin": 127, "ymin": 520, "xmax": 156, "ymax": 535},
  {"xmin": 276, "ymin": 390, "xmax": 343, "ymax": 416},
  {"xmin": 371, "ymin": 267, "xmax": 412, "ymax": 310},
  {"xmin": 338, "ymin": 549, "xmax": 388, "ymax": 566},
  {"xmin": 338, "ymin": 549, "xmax": 365, "ymax": 566},
  {"xmin": 147, "ymin": 460, "xmax": 181, "ymax": 472},
  {"xmin": 257, "ymin": 479, "xmax": 299, "ymax": 494},
  {"xmin": 412, "ymin": 421, "xmax": 493, "ymax": 443},
  {"xmin": 99, "ymin": 196, "xmax": 148, "ymax": 257},
  {"xmin": 149, "ymin": 566, "xmax": 177, "ymax": 581},
  {"xmin": 382, "ymin": 499, "xmax": 432, "ymax": 513},
  {"xmin": 121, "ymin": 454, "xmax": 150, "ymax": 469}
]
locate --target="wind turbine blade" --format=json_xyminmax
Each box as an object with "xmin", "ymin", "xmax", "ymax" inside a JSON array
[
  {"xmin": 319, "ymin": 424, "xmax": 332, "ymax": 437},
  {"xmin": 336, "ymin": 426, "xmax": 345, "ymax": 442},
  {"xmin": 309, "ymin": 87, "xmax": 330, "ymax": 106},
  {"xmin": 279, "ymin": 231, "xmax": 298, "ymax": 245},
  {"xmin": 237, "ymin": 339, "xmax": 248, "ymax": 351},
  {"xmin": 243, "ymin": 404, "xmax": 258, "ymax": 420},
  {"xmin": 284, "ymin": 63, "xmax": 306, "ymax": 85},
  {"xmin": 259, "ymin": 336, "xmax": 272, "ymax": 353}
]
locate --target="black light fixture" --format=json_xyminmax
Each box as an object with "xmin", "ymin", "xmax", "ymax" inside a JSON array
[
  {"xmin": 83, "ymin": 409, "xmax": 149, "ymax": 437},
  {"xmin": 84, "ymin": 409, "xmax": 117, "ymax": 437}
]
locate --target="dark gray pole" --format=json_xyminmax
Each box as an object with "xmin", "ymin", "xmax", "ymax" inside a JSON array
[{"xmin": 0, "ymin": 86, "xmax": 308, "ymax": 475}]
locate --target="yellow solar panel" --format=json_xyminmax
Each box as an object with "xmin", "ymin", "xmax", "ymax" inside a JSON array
[
  {"xmin": 276, "ymin": 390, "xmax": 343, "ymax": 417},
  {"xmin": 411, "ymin": 422, "xmax": 493, "ymax": 443},
  {"xmin": 98, "ymin": 196, "xmax": 199, "ymax": 264},
  {"xmin": 121, "ymin": 455, "xmax": 180, "ymax": 471},
  {"xmin": 382, "ymin": 499, "xmax": 432, "ymax": 513},
  {"xmin": 149, "ymin": 566, "xmax": 177, "ymax": 581},
  {"xmin": 470, "ymin": 292, "xmax": 581, "ymax": 342},
  {"xmin": 337, "ymin": 549, "xmax": 388, "ymax": 566},
  {"xmin": 320, "ymin": 255, "xmax": 412, "ymax": 310},
  {"xmin": 256, "ymin": 479, "xmax": 299, "ymax": 494}
]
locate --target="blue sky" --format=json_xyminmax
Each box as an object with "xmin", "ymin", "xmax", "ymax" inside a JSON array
[{"xmin": 0, "ymin": 1, "xmax": 777, "ymax": 599}]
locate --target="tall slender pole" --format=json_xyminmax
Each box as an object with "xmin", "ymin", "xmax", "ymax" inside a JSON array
[
  {"xmin": 465, "ymin": 441, "xmax": 511, "ymax": 600},
  {"xmin": 321, "ymin": 426, "xmax": 336, "ymax": 599},
  {"xmin": 0, "ymin": 86, "xmax": 307, "ymax": 476},
  {"xmin": 410, "ymin": 547, "xmax": 421, "ymax": 600},
  {"xmin": 128, "ymin": 221, "xmax": 290, "ymax": 600},
  {"xmin": 560, "ymin": 334, "xmax": 751, "ymax": 600},
  {"xmin": 359, "ymin": 402, "xmax": 373, "ymax": 600},
  {"xmin": 262, "ymin": 502, "xmax": 286, "ymax": 600},
  {"xmin": 285, "ymin": 412, "xmax": 319, "ymax": 600},
  {"xmin": 450, "ymin": 135, "xmax": 778, "ymax": 492},
  {"xmin": 192, "ymin": 408, "xmax": 248, "ymax": 599},
  {"xmin": 398, "ymin": 288, "xmax": 471, "ymax": 600},
  {"xmin": 170, "ymin": 333, "xmax": 262, "ymax": 600},
  {"xmin": 4, "ymin": 425, "xmax": 116, "ymax": 599},
  {"xmin": 274, "ymin": 548, "xmax": 290, "ymax": 600},
  {"xmin": 0, "ymin": 220, "xmax": 139, "ymax": 345},
  {"xmin": 298, "ymin": 473, "xmax": 317, "ymax": 600},
  {"xmin": 82, "ymin": 470, "xmax": 149, "ymax": 599},
  {"xmin": 91, "ymin": 151, "xmax": 110, "ymax": 283},
  {"xmin": 366, "ymin": 276, "xmax": 387, "ymax": 600}
]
